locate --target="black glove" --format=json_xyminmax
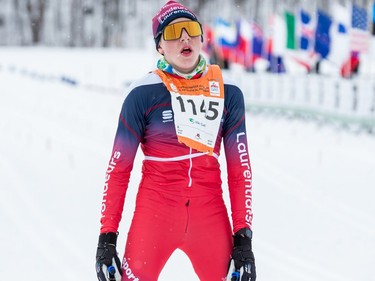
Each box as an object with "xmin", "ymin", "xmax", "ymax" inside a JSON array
[
  {"xmin": 227, "ymin": 228, "xmax": 256, "ymax": 281},
  {"xmin": 96, "ymin": 232, "xmax": 122, "ymax": 281}
]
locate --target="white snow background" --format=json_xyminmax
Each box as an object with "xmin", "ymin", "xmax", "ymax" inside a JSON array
[{"xmin": 0, "ymin": 47, "xmax": 374, "ymax": 281}]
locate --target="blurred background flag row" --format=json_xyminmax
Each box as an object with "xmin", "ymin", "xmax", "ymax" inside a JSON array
[{"xmin": 199, "ymin": 1, "xmax": 375, "ymax": 78}]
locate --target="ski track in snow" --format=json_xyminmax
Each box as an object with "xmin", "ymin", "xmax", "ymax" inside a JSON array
[{"xmin": 1, "ymin": 48, "xmax": 374, "ymax": 281}]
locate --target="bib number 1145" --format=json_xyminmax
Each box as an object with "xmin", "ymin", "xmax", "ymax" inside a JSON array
[{"xmin": 175, "ymin": 96, "xmax": 219, "ymax": 121}]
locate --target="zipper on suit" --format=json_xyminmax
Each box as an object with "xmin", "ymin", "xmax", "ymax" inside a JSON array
[{"xmin": 185, "ymin": 199, "xmax": 190, "ymax": 233}]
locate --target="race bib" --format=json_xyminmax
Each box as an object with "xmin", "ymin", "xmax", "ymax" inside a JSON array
[{"xmin": 155, "ymin": 66, "xmax": 224, "ymax": 156}]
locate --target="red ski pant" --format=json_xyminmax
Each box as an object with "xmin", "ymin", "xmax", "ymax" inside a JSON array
[{"xmin": 120, "ymin": 187, "xmax": 233, "ymax": 281}]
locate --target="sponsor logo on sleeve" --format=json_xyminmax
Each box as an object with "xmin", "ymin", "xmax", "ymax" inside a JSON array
[{"xmin": 162, "ymin": 110, "xmax": 173, "ymax": 123}]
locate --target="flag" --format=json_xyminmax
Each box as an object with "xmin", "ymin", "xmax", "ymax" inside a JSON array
[
  {"xmin": 328, "ymin": 3, "xmax": 350, "ymax": 66},
  {"xmin": 214, "ymin": 18, "xmax": 238, "ymax": 48},
  {"xmin": 299, "ymin": 9, "xmax": 314, "ymax": 50},
  {"xmin": 350, "ymin": 4, "xmax": 369, "ymax": 53},
  {"xmin": 235, "ymin": 18, "xmax": 252, "ymax": 67},
  {"xmin": 213, "ymin": 18, "xmax": 239, "ymax": 62},
  {"xmin": 251, "ymin": 22, "xmax": 263, "ymax": 58},
  {"xmin": 285, "ymin": 11, "xmax": 296, "ymax": 49},
  {"xmin": 202, "ymin": 24, "xmax": 214, "ymax": 55},
  {"xmin": 264, "ymin": 14, "xmax": 286, "ymax": 72},
  {"xmin": 245, "ymin": 21, "xmax": 264, "ymax": 71},
  {"xmin": 271, "ymin": 14, "xmax": 287, "ymax": 55},
  {"xmin": 314, "ymin": 9, "xmax": 332, "ymax": 59},
  {"xmin": 287, "ymin": 9, "xmax": 317, "ymax": 72}
]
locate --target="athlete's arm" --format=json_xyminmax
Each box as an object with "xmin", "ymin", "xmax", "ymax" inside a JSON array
[
  {"xmin": 222, "ymin": 83, "xmax": 253, "ymax": 233},
  {"xmin": 100, "ymin": 87, "xmax": 146, "ymax": 233}
]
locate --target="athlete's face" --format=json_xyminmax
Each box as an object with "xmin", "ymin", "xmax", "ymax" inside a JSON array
[{"xmin": 157, "ymin": 18, "xmax": 203, "ymax": 74}]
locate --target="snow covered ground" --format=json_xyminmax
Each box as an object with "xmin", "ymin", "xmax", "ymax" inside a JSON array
[{"xmin": 0, "ymin": 48, "xmax": 374, "ymax": 281}]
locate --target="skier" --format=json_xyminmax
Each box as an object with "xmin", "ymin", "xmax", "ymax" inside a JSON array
[{"xmin": 95, "ymin": 1, "xmax": 256, "ymax": 280}]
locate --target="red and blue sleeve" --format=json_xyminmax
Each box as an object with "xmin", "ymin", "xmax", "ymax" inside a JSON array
[
  {"xmin": 100, "ymin": 87, "xmax": 146, "ymax": 233},
  {"xmin": 222, "ymin": 84, "xmax": 253, "ymax": 233}
]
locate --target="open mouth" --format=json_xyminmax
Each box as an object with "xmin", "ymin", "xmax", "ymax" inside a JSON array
[{"xmin": 181, "ymin": 47, "xmax": 192, "ymax": 54}]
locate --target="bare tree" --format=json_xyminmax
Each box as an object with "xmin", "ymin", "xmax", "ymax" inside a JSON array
[
  {"xmin": 69, "ymin": 0, "xmax": 84, "ymax": 46},
  {"xmin": 102, "ymin": 0, "xmax": 122, "ymax": 47},
  {"xmin": 26, "ymin": 0, "xmax": 45, "ymax": 44}
]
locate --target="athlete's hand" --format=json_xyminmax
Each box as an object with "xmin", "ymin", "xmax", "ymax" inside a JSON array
[
  {"xmin": 227, "ymin": 228, "xmax": 256, "ymax": 281},
  {"xmin": 95, "ymin": 232, "xmax": 122, "ymax": 281}
]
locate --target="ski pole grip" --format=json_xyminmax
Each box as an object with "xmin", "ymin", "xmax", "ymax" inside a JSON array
[
  {"xmin": 108, "ymin": 265, "xmax": 116, "ymax": 281},
  {"xmin": 231, "ymin": 271, "xmax": 240, "ymax": 281}
]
